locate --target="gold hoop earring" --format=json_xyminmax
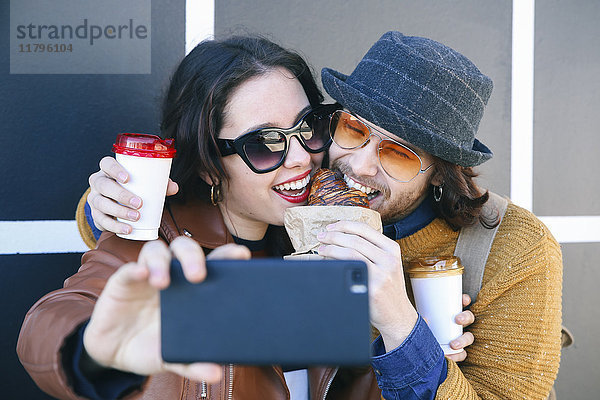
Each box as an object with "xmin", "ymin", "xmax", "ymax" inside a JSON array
[{"xmin": 210, "ymin": 184, "xmax": 222, "ymax": 206}]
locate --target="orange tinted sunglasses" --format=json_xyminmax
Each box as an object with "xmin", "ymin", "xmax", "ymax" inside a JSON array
[{"xmin": 329, "ymin": 110, "xmax": 434, "ymax": 182}]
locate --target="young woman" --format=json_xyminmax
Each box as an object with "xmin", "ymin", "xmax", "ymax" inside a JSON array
[{"xmin": 18, "ymin": 35, "xmax": 475, "ymax": 399}]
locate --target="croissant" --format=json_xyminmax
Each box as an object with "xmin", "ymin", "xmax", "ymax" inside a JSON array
[{"xmin": 307, "ymin": 169, "xmax": 370, "ymax": 208}]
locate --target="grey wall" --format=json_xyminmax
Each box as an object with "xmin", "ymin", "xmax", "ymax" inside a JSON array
[
  {"xmin": 534, "ymin": 0, "xmax": 600, "ymax": 216},
  {"xmin": 534, "ymin": 2, "xmax": 600, "ymax": 399},
  {"xmin": 216, "ymin": 0, "xmax": 512, "ymax": 195},
  {"xmin": 216, "ymin": 1, "xmax": 598, "ymax": 398}
]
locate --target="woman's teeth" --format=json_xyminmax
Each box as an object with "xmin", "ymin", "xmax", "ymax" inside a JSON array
[{"xmin": 273, "ymin": 175, "xmax": 310, "ymax": 192}]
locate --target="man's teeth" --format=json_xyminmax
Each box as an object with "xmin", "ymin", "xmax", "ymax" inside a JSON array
[
  {"xmin": 344, "ymin": 174, "xmax": 377, "ymax": 195},
  {"xmin": 274, "ymin": 175, "xmax": 310, "ymax": 192}
]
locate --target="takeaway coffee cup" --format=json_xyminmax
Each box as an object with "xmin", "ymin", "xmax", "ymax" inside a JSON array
[
  {"xmin": 406, "ymin": 257, "xmax": 464, "ymax": 355},
  {"xmin": 112, "ymin": 133, "xmax": 176, "ymax": 241}
]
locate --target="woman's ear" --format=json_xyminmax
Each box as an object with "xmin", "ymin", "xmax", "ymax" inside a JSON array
[{"xmin": 198, "ymin": 171, "xmax": 218, "ymax": 187}]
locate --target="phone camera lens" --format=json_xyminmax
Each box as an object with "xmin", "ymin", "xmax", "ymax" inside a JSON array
[{"xmin": 351, "ymin": 269, "xmax": 363, "ymax": 283}]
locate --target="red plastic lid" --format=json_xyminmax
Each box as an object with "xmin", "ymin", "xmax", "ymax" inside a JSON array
[{"xmin": 112, "ymin": 133, "xmax": 176, "ymax": 158}]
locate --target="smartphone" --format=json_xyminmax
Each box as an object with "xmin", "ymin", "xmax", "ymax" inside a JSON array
[{"xmin": 160, "ymin": 258, "xmax": 370, "ymax": 366}]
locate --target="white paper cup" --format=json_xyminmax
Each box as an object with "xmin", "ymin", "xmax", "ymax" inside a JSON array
[
  {"xmin": 407, "ymin": 257, "xmax": 464, "ymax": 355},
  {"xmin": 113, "ymin": 133, "xmax": 176, "ymax": 241}
]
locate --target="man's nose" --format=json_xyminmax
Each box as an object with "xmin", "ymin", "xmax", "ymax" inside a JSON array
[
  {"xmin": 283, "ymin": 136, "xmax": 311, "ymax": 169},
  {"xmin": 348, "ymin": 136, "xmax": 380, "ymax": 177}
]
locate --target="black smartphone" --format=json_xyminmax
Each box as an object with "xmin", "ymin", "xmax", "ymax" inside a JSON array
[{"xmin": 160, "ymin": 258, "xmax": 370, "ymax": 366}]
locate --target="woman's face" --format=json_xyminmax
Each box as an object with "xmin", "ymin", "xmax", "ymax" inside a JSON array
[{"xmin": 216, "ymin": 67, "xmax": 324, "ymax": 240}]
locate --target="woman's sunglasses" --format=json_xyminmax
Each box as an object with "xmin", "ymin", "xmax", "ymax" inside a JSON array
[
  {"xmin": 329, "ymin": 110, "xmax": 434, "ymax": 182},
  {"xmin": 216, "ymin": 104, "xmax": 341, "ymax": 173}
]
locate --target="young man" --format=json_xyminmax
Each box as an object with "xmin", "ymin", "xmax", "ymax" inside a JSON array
[
  {"xmin": 315, "ymin": 31, "xmax": 563, "ymax": 399},
  {"xmin": 35, "ymin": 32, "xmax": 562, "ymax": 399}
]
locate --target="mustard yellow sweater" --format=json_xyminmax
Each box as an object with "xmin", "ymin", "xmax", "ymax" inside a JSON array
[
  {"xmin": 76, "ymin": 194, "xmax": 562, "ymax": 399},
  {"xmin": 399, "ymin": 202, "xmax": 563, "ymax": 399}
]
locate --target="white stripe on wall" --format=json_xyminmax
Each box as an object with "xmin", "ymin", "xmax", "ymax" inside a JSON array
[
  {"xmin": 510, "ymin": 0, "xmax": 535, "ymax": 211},
  {"xmin": 0, "ymin": 221, "xmax": 89, "ymax": 255},
  {"xmin": 1, "ymin": 215, "xmax": 597, "ymax": 255},
  {"xmin": 185, "ymin": 0, "xmax": 215, "ymax": 54},
  {"xmin": 540, "ymin": 216, "xmax": 600, "ymax": 244}
]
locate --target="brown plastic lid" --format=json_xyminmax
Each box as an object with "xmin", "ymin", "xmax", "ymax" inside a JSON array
[{"xmin": 406, "ymin": 256, "xmax": 464, "ymax": 278}]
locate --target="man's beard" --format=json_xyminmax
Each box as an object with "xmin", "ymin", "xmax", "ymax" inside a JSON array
[{"xmin": 375, "ymin": 190, "xmax": 430, "ymax": 224}]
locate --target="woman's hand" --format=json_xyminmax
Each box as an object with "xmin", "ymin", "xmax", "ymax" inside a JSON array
[
  {"xmin": 87, "ymin": 156, "xmax": 179, "ymax": 234},
  {"xmin": 446, "ymin": 294, "xmax": 476, "ymax": 362},
  {"xmin": 83, "ymin": 237, "xmax": 250, "ymax": 382}
]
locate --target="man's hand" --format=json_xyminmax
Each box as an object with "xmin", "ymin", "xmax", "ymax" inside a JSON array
[
  {"xmin": 83, "ymin": 237, "xmax": 250, "ymax": 382},
  {"xmin": 318, "ymin": 221, "xmax": 477, "ymax": 359},
  {"xmin": 88, "ymin": 156, "xmax": 179, "ymax": 234},
  {"xmin": 446, "ymin": 294, "xmax": 476, "ymax": 362},
  {"xmin": 317, "ymin": 220, "xmax": 418, "ymax": 352}
]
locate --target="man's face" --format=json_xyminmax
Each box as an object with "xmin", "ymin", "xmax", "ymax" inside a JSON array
[{"xmin": 327, "ymin": 113, "xmax": 438, "ymax": 224}]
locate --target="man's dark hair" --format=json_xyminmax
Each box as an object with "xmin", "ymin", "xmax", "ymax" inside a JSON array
[{"xmin": 432, "ymin": 160, "xmax": 499, "ymax": 230}]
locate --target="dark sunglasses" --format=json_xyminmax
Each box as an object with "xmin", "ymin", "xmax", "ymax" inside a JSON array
[
  {"xmin": 330, "ymin": 110, "xmax": 434, "ymax": 182},
  {"xmin": 216, "ymin": 104, "xmax": 341, "ymax": 173}
]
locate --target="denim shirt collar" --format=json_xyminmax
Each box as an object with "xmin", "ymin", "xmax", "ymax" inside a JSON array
[{"xmin": 383, "ymin": 194, "xmax": 436, "ymax": 240}]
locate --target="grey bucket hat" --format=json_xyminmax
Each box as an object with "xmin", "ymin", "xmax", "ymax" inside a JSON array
[{"xmin": 322, "ymin": 31, "xmax": 493, "ymax": 167}]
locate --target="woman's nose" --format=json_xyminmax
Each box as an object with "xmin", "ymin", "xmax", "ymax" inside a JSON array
[{"xmin": 283, "ymin": 136, "xmax": 311, "ymax": 169}]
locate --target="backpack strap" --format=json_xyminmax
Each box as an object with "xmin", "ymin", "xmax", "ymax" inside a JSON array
[
  {"xmin": 454, "ymin": 192, "xmax": 570, "ymax": 400},
  {"xmin": 454, "ymin": 192, "xmax": 509, "ymax": 302}
]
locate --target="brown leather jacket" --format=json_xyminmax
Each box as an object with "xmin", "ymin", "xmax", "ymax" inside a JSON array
[{"xmin": 17, "ymin": 199, "xmax": 381, "ymax": 400}]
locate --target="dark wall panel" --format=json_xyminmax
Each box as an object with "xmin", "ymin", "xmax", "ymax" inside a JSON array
[
  {"xmin": 1, "ymin": 254, "xmax": 83, "ymax": 399},
  {"xmin": 1, "ymin": 0, "xmax": 185, "ymax": 396},
  {"xmin": 0, "ymin": 0, "xmax": 185, "ymax": 221}
]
